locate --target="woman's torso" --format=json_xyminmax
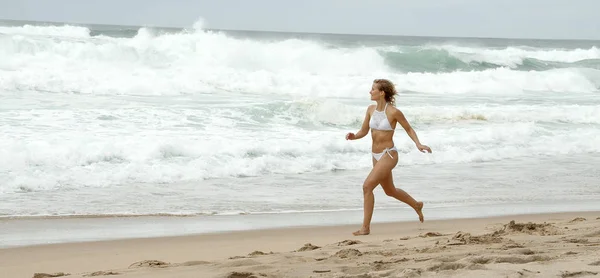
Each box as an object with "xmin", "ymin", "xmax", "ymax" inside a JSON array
[{"xmin": 369, "ymin": 104, "xmax": 396, "ymax": 152}]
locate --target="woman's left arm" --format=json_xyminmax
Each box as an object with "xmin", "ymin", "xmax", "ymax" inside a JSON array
[{"xmin": 394, "ymin": 109, "xmax": 432, "ymax": 153}]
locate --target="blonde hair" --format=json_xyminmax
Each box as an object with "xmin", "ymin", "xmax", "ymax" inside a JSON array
[{"xmin": 373, "ymin": 79, "xmax": 397, "ymax": 106}]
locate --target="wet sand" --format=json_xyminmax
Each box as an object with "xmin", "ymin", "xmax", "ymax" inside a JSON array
[{"xmin": 2, "ymin": 211, "xmax": 600, "ymax": 277}]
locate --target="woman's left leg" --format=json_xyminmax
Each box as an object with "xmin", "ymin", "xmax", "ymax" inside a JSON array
[{"xmin": 379, "ymin": 170, "xmax": 424, "ymax": 223}]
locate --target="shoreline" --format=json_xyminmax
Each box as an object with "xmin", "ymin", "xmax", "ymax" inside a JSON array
[
  {"xmin": 2, "ymin": 201, "xmax": 599, "ymax": 249},
  {"xmin": 1, "ymin": 210, "xmax": 599, "ymax": 277}
]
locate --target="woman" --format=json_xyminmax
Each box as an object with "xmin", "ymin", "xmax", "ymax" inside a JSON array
[{"xmin": 345, "ymin": 79, "xmax": 432, "ymax": 236}]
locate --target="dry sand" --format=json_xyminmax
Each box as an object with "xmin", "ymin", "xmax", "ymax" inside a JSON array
[{"xmin": 2, "ymin": 211, "xmax": 600, "ymax": 278}]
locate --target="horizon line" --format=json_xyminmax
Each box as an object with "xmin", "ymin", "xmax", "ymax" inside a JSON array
[{"xmin": 1, "ymin": 17, "xmax": 600, "ymax": 42}]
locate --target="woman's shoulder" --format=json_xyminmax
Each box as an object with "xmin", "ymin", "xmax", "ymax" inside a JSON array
[{"xmin": 388, "ymin": 105, "xmax": 404, "ymax": 117}]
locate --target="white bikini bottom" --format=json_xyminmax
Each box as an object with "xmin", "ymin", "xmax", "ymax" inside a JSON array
[{"xmin": 372, "ymin": 146, "xmax": 397, "ymax": 161}]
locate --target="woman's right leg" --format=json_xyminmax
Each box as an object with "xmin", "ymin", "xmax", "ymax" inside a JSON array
[{"xmin": 352, "ymin": 157, "xmax": 378, "ymax": 236}]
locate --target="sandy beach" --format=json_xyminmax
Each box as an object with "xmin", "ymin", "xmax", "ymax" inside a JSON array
[{"xmin": 1, "ymin": 211, "xmax": 599, "ymax": 278}]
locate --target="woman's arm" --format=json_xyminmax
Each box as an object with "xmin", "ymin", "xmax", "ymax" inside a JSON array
[
  {"xmin": 346, "ymin": 105, "xmax": 372, "ymax": 140},
  {"xmin": 394, "ymin": 109, "xmax": 432, "ymax": 153}
]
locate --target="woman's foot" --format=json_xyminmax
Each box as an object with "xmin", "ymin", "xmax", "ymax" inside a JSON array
[
  {"xmin": 352, "ymin": 228, "xmax": 370, "ymax": 236},
  {"xmin": 415, "ymin": 201, "xmax": 424, "ymax": 223}
]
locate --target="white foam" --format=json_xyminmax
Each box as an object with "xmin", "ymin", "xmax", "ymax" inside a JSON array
[
  {"xmin": 401, "ymin": 67, "xmax": 597, "ymax": 94},
  {"xmin": 1, "ymin": 24, "xmax": 599, "ymax": 98},
  {"xmin": 407, "ymin": 104, "xmax": 600, "ymax": 124},
  {"xmin": 1, "ymin": 98, "xmax": 599, "ymax": 194},
  {"xmin": 0, "ymin": 24, "xmax": 91, "ymax": 38}
]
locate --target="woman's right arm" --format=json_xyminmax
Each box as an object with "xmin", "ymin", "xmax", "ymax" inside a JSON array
[{"xmin": 346, "ymin": 106, "xmax": 372, "ymax": 140}]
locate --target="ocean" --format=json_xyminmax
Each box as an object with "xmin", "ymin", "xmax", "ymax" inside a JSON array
[{"xmin": 1, "ymin": 19, "xmax": 599, "ymax": 246}]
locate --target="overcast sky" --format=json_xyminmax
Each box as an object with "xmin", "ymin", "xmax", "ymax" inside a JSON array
[{"xmin": 1, "ymin": 0, "xmax": 599, "ymax": 40}]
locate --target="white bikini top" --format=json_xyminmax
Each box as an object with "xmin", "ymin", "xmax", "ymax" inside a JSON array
[{"xmin": 369, "ymin": 103, "xmax": 394, "ymax": 131}]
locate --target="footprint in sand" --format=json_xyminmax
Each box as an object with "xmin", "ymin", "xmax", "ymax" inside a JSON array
[
  {"xmin": 517, "ymin": 269, "xmax": 541, "ymax": 276},
  {"xmin": 427, "ymin": 262, "xmax": 467, "ymax": 271},
  {"xmin": 447, "ymin": 231, "xmax": 503, "ymax": 245},
  {"xmin": 371, "ymin": 257, "xmax": 410, "ymax": 270},
  {"xmin": 420, "ymin": 232, "xmax": 443, "ymax": 238},
  {"xmin": 506, "ymin": 248, "xmax": 536, "ymax": 255},
  {"xmin": 560, "ymin": 271, "xmax": 598, "ymax": 278},
  {"xmin": 248, "ymin": 250, "xmax": 274, "ymax": 256},
  {"xmin": 363, "ymin": 250, "xmax": 396, "ymax": 257},
  {"xmin": 470, "ymin": 255, "xmax": 552, "ymax": 265},
  {"xmin": 497, "ymin": 220, "xmax": 561, "ymax": 236},
  {"xmin": 399, "ymin": 268, "xmax": 423, "ymax": 278},
  {"xmin": 502, "ymin": 243, "xmax": 525, "ymax": 249},
  {"xmin": 179, "ymin": 261, "xmax": 211, "ymax": 267},
  {"xmin": 297, "ymin": 243, "xmax": 321, "ymax": 251},
  {"xmin": 332, "ymin": 248, "xmax": 362, "ymax": 259},
  {"xmin": 569, "ymin": 217, "xmax": 587, "ymax": 223},
  {"xmin": 585, "ymin": 230, "xmax": 600, "ymax": 238},
  {"xmin": 565, "ymin": 238, "xmax": 589, "ymax": 244},
  {"xmin": 221, "ymin": 259, "xmax": 262, "ymax": 268},
  {"xmin": 83, "ymin": 271, "xmax": 120, "ymax": 277},
  {"xmin": 428, "ymin": 262, "xmax": 488, "ymax": 273},
  {"xmin": 337, "ymin": 239, "xmax": 362, "ymax": 246},
  {"xmin": 33, "ymin": 273, "xmax": 69, "ymax": 278},
  {"xmin": 226, "ymin": 272, "xmax": 267, "ymax": 278},
  {"xmin": 128, "ymin": 260, "xmax": 170, "ymax": 268}
]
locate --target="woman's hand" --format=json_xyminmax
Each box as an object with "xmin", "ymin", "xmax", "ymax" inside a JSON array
[
  {"xmin": 346, "ymin": 132, "xmax": 356, "ymax": 140},
  {"xmin": 417, "ymin": 143, "xmax": 432, "ymax": 153}
]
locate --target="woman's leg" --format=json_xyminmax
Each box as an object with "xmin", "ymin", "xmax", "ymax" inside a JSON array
[
  {"xmin": 353, "ymin": 152, "xmax": 399, "ymax": 236},
  {"xmin": 380, "ymin": 170, "xmax": 424, "ymax": 222}
]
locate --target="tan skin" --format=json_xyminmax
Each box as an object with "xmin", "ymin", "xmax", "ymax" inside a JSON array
[{"xmin": 345, "ymin": 82, "xmax": 432, "ymax": 236}]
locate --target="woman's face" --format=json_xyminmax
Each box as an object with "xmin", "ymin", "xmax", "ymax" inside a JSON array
[{"xmin": 370, "ymin": 83, "xmax": 383, "ymax": 101}]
